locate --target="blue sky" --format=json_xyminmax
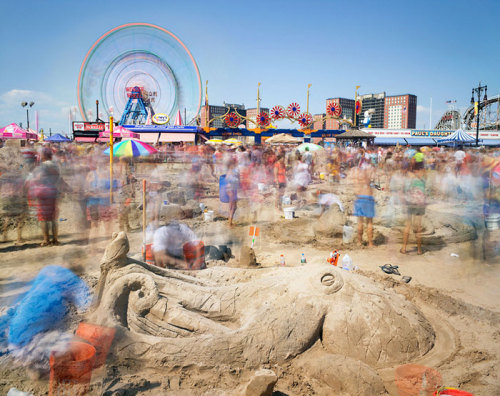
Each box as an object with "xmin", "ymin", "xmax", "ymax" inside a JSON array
[{"xmin": 0, "ymin": 0, "xmax": 499, "ymax": 133}]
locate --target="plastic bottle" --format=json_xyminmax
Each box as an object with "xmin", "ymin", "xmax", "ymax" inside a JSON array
[
  {"xmin": 280, "ymin": 255, "xmax": 285, "ymax": 266},
  {"xmin": 301, "ymin": 253, "xmax": 307, "ymax": 264},
  {"xmin": 342, "ymin": 254, "xmax": 353, "ymax": 270}
]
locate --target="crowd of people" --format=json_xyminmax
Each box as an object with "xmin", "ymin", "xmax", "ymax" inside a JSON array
[
  {"xmin": 0, "ymin": 139, "xmax": 499, "ymax": 262},
  {"xmin": 0, "ymin": 138, "xmax": 499, "ymax": 380}
]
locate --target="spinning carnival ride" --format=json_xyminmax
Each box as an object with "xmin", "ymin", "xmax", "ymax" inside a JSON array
[{"xmin": 77, "ymin": 23, "xmax": 202, "ymax": 126}]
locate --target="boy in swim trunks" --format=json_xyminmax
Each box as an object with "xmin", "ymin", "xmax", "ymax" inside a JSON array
[{"xmin": 351, "ymin": 153, "xmax": 376, "ymax": 247}]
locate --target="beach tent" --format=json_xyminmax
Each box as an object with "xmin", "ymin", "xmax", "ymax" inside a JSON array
[
  {"xmin": 45, "ymin": 133, "xmax": 71, "ymax": 142},
  {"xmin": 265, "ymin": 133, "xmax": 301, "ymax": 144},
  {"xmin": 437, "ymin": 129, "xmax": 476, "ymax": 145},
  {"xmin": 0, "ymin": 123, "xmax": 38, "ymax": 140}
]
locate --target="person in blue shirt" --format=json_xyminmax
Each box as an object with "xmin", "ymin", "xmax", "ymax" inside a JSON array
[{"xmin": 0, "ymin": 255, "xmax": 91, "ymax": 376}]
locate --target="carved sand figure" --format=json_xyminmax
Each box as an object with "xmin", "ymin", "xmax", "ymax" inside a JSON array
[{"xmin": 91, "ymin": 232, "xmax": 435, "ymax": 379}]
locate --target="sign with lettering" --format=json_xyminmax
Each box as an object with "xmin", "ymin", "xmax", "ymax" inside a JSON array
[
  {"xmin": 72, "ymin": 121, "xmax": 107, "ymax": 132},
  {"xmin": 152, "ymin": 113, "xmax": 170, "ymax": 125},
  {"xmin": 410, "ymin": 130, "xmax": 454, "ymax": 137}
]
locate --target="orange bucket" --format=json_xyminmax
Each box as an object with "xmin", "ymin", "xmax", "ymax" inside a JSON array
[
  {"xmin": 183, "ymin": 240, "xmax": 205, "ymax": 270},
  {"xmin": 395, "ymin": 364, "xmax": 442, "ymax": 396},
  {"xmin": 49, "ymin": 341, "xmax": 96, "ymax": 396},
  {"xmin": 141, "ymin": 243, "xmax": 155, "ymax": 265},
  {"xmin": 76, "ymin": 322, "xmax": 116, "ymax": 368}
]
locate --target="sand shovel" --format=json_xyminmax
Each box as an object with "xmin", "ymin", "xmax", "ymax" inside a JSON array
[{"xmin": 379, "ymin": 264, "xmax": 412, "ymax": 283}]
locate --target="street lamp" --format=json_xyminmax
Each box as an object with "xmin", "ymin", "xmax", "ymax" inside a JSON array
[
  {"xmin": 470, "ymin": 82, "xmax": 487, "ymax": 146},
  {"xmin": 21, "ymin": 101, "xmax": 35, "ymax": 130}
]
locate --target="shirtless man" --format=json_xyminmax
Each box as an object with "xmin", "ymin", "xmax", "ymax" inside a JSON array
[{"xmin": 351, "ymin": 153, "xmax": 376, "ymax": 247}]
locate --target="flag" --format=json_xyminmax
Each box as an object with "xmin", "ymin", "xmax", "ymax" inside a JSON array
[
  {"xmin": 445, "ymin": 100, "xmax": 456, "ymax": 104},
  {"xmin": 355, "ymin": 99, "xmax": 362, "ymax": 115},
  {"xmin": 474, "ymin": 101, "xmax": 478, "ymax": 116}
]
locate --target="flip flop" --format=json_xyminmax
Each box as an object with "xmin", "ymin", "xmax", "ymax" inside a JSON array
[{"xmin": 380, "ymin": 264, "xmax": 401, "ymax": 276}]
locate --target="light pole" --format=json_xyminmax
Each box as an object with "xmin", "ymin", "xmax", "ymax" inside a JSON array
[
  {"xmin": 21, "ymin": 101, "xmax": 35, "ymax": 130},
  {"xmin": 470, "ymin": 82, "xmax": 487, "ymax": 147}
]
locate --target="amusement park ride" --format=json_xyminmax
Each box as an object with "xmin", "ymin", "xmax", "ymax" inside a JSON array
[
  {"xmin": 73, "ymin": 23, "xmax": 499, "ymax": 145},
  {"xmin": 199, "ymin": 82, "xmax": 361, "ymax": 137}
]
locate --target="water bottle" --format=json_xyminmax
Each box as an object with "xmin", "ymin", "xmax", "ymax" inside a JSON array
[
  {"xmin": 342, "ymin": 254, "xmax": 353, "ymax": 270},
  {"xmin": 300, "ymin": 253, "xmax": 307, "ymax": 264},
  {"xmin": 280, "ymin": 254, "xmax": 285, "ymax": 266}
]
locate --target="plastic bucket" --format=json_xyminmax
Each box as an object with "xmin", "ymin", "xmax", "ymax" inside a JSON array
[
  {"xmin": 284, "ymin": 207, "xmax": 295, "ymax": 220},
  {"xmin": 485, "ymin": 214, "xmax": 499, "ymax": 230},
  {"xmin": 343, "ymin": 225, "xmax": 354, "ymax": 244},
  {"xmin": 49, "ymin": 341, "xmax": 96, "ymax": 396},
  {"xmin": 141, "ymin": 243, "xmax": 155, "ymax": 265},
  {"xmin": 204, "ymin": 210, "xmax": 214, "ymax": 222},
  {"xmin": 395, "ymin": 364, "xmax": 442, "ymax": 396},
  {"xmin": 319, "ymin": 173, "xmax": 326, "ymax": 180},
  {"xmin": 75, "ymin": 322, "xmax": 116, "ymax": 368},
  {"xmin": 183, "ymin": 240, "xmax": 205, "ymax": 270}
]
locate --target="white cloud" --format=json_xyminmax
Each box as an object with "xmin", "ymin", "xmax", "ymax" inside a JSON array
[{"xmin": 0, "ymin": 89, "xmax": 76, "ymax": 133}]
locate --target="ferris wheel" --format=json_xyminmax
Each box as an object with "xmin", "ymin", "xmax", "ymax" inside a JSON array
[{"xmin": 77, "ymin": 23, "xmax": 202, "ymax": 125}]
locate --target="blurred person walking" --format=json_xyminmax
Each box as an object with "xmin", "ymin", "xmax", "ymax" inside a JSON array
[
  {"xmin": 32, "ymin": 148, "xmax": 66, "ymax": 246},
  {"xmin": 401, "ymin": 161, "xmax": 427, "ymax": 255}
]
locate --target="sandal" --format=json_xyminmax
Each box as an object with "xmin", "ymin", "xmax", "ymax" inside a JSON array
[{"xmin": 380, "ymin": 264, "xmax": 401, "ymax": 276}]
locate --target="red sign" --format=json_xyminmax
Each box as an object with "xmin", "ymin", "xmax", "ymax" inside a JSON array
[{"xmin": 72, "ymin": 122, "xmax": 107, "ymax": 132}]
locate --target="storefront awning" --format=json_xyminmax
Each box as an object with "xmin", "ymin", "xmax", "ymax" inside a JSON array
[{"xmin": 139, "ymin": 133, "xmax": 195, "ymax": 143}]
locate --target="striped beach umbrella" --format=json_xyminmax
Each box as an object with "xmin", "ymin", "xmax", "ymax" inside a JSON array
[{"xmin": 103, "ymin": 139, "xmax": 158, "ymax": 157}]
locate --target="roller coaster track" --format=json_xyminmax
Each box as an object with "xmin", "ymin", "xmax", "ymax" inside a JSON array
[{"xmin": 462, "ymin": 95, "xmax": 500, "ymax": 131}]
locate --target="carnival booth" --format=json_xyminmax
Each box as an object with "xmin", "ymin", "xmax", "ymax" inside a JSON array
[{"xmin": 0, "ymin": 123, "xmax": 39, "ymax": 140}]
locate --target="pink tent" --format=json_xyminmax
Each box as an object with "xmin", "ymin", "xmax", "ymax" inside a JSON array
[
  {"xmin": 97, "ymin": 125, "xmax": 140, "ymax": 142},
  {"xmin": 174, "ymin": 110, "xmax": 183, "ymax": 126},
  {"xmin": 0, "ymin": 123, "xmax": 38, "ymax": 140}
]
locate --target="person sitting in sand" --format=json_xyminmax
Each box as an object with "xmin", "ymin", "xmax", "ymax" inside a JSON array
[{"xmin": 152, "ymin": 221, "xmax": 204, "ymax": 270}]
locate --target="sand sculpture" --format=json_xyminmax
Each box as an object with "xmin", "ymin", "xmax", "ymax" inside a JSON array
[{"xmin": 91, "ymin": 232, "xmax": 435, "ymax": 387}]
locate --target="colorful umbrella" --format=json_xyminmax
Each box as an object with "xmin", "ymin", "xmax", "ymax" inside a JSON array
[
  {"xmin": 103, "ymin": 139, "xmax": 157, "ymax": 157},
  {"xmin": 297, "ymin": 143, "xmax": 323, "ymax": 152}
]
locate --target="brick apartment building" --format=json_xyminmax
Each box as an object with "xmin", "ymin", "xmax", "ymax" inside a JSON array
[
  {"xmin": 383, "ymin": 94, "xmax": 417, "ymax": 129},
  {"xmin": 313, "ymin": 114, "xmax": 325, "ymax": 130}
]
